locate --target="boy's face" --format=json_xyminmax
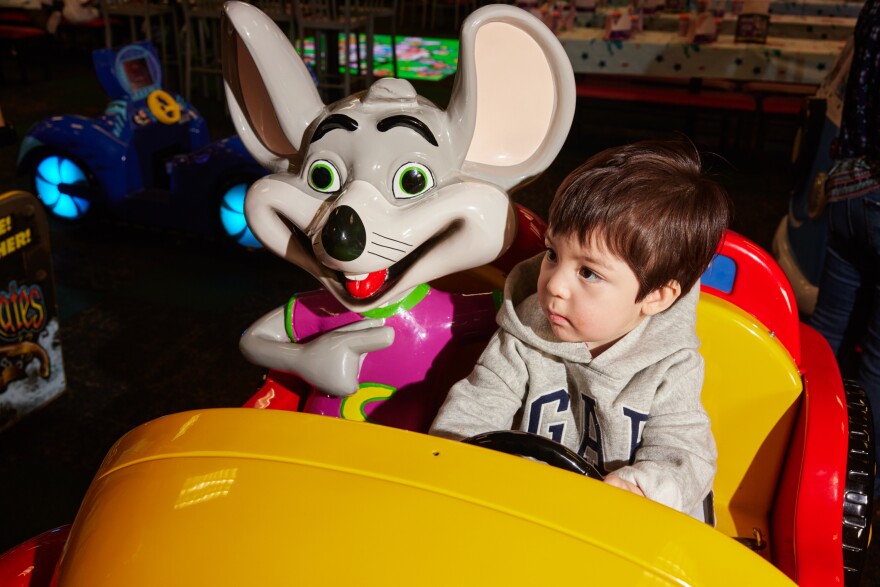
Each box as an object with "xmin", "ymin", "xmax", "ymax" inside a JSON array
[{"xmin": 537, "ymin": 230, "xmax": 651, "ymax": 355}]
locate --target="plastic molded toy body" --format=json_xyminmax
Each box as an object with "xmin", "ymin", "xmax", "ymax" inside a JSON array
[
  {"xmin": 0, "ymin": 229, "xmax": 870, "ymax": 586},
  {"xmin": 276, "ymin": 285, "xmax": 498, "ymax": 431},
  {"xmin": 22, "ymin": 409, "xmax": 797, "ymax": 586},
  {"xmin": 224, "ymin": 2, "xmax": 576, "ymax": 430},
  {"xmin": 17, "ymin": 42, "xmax": 266, "ymax": 246}
]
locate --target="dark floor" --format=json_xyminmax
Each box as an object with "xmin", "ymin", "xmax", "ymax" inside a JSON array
[{"xmin": 0, "ymin": 18, "xmax": 876, "ymax": 585}]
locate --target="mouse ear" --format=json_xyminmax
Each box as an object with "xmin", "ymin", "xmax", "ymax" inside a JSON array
[
  {"xmin": 221, "ymin": 1, "xmax": 325, "ymax": 172},
  {"xmin": 445, "ymin": 5, "xmax": 575, "ymax": 192}
]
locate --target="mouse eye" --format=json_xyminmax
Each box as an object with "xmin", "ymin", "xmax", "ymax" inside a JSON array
[
  {"xmin": 392, "ymin": 163, "xmax": 434, "ymax": 199},
  {"xmin": 307, "ymin": 159, "xmax": 341, "ymax": 193}
]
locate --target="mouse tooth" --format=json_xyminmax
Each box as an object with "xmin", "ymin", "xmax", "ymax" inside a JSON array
[{"xmin": 344, "ymin": 273, "xmax": 369, "ymax": 281}]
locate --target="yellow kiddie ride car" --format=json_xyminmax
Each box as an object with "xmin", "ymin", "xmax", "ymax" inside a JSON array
[{"xmin": 0, "ymin": 230, "xmax": 872, "ymax": 586}]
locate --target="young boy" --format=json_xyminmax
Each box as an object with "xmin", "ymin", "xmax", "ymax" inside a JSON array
[{"xmin": 430, "ymin": 140, "xmax": 731, "ymax": 521}]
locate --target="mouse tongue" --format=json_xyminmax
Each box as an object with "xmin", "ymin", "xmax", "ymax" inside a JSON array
[{"xmin": 345, "ymin": 269, "xmax": 388, "ymax": 299}]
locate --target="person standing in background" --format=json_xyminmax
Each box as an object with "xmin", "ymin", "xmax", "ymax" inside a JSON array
[{"xmin": 809, "ymin": 0, "xmax": 880, "ymax": 497}]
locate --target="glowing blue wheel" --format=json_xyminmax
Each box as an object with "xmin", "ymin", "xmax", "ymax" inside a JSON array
[
  {"xmin": 219, "ymin": 182, "xmax": 262, "ymax": 248},
  {"xmin": 33, "ymin": 153, "xmax": 94, "ymax": 220}
]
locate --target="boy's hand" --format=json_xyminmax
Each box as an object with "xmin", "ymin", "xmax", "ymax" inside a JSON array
[{"xmin": 604, "ymin": 473, "xmax": 645, "ymax": 497}]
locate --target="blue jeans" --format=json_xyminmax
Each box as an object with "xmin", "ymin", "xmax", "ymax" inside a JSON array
[{"xmin": 809, "ymin": 191, "xmax": 880, "ymax": 495}]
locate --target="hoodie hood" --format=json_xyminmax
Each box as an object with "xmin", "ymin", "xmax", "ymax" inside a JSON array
[{"xmin": 497, "ymin": 254, "xmax": 702, "ymax": 378}]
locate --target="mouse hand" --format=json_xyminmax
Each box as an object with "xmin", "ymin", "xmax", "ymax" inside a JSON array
[{"xmin": 300, "ymin": 319, "xmax": 395, "ymax": 396}]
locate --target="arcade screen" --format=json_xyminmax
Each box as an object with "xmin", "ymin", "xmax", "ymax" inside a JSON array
[
  {"xmin": 300, "ymin": 34, "xmax": 460, "ymax": 81},
  {"xmin": 122, "ymin": 57, "xmax": 155, "ymax": 92}
]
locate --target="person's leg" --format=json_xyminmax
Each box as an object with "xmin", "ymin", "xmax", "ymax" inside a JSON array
[
  {"xmin": 809, "ymin": 197, "xmax": 880, "ymax": 492},
  {"xmin": 810, "ymin": 199, "xmax": 863, "ymax": 355},
  {"xmin": 857, "ymin": 193, "xmax": 880, "ymax": 495}
]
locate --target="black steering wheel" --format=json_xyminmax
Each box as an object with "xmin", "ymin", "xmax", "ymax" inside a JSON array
[{"xmin": 463, "ymin": 430, "xmax": 604, "ymax": 480}]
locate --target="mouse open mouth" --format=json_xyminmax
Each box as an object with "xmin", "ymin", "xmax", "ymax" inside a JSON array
[
  {"xmin": 335, "ymin": 221, "xmax": 460, "ymax": 302},
  {"xmin": 277, "ymin": 210, "xmax": 461, "ymax": 304},
  {"xmin": 336, "ymin": 251, "xmax": 413, "ymax": 302},
  {"xmin": 343, "ymin": 270, "xmax": 388, "ymax": 299}
]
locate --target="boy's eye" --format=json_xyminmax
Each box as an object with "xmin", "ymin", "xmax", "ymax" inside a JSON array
[
  {"xmin": 308, "ymin": 159, "xmax": 341, "ymax": 193},
  {"xmin": 545, "ymin": 247, "xmax": 557, "ymax": 262},
  {"xmin": 579, "ymin": 267, "xmax": 600, "ymax": 281},
  {"xmin": 392, "ymin": 163, "xmax": 434, "ymax": 199}
]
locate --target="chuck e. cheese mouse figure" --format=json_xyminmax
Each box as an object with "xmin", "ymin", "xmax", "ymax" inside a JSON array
[{"xmin": 221, "ymin": 1, "xmax": 575, "ymax": 432}]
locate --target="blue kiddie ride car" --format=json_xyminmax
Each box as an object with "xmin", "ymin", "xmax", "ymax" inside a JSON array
[{"xmin": 16, "ymin": 42, "xmax": 265, "ymax": 248}]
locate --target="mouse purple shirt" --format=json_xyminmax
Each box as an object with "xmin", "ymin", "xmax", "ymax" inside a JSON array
[{"xmin": 286, "ymin": 283, "xmax": 500, "ymax": 432}]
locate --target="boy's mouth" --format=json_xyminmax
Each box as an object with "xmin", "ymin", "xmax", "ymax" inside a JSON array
[
  {"xmin": 548, "ymin": 313, "xmax": 569, "ymax": 325},
  {"xmin": 546, "ymin": 307, "xmax": 570, "ymax": 325}
]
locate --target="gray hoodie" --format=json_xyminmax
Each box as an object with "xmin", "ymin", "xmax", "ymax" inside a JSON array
[{"xmin": 430, "ymin": 254, "xmax": 717, "ymax": 519}]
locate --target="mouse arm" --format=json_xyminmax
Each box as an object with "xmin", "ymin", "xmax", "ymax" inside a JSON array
[{"xmin": 240, "ymin": 307, "xmax": 394, "ymax": 397}]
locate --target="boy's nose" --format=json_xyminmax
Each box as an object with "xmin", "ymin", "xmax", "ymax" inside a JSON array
[{"xmin": 545, "ymin": 269, "xmax": 569, "ymax": 298}]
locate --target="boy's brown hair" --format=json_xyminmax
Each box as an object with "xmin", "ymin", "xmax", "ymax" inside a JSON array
[{"xmin": 548, "ymin": 140, "xmax": 732, "ymax": 302}]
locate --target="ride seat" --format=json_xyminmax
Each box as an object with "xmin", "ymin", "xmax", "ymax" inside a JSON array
[
  {"xmin": 698, "ymin": 230, "xmax": 831, "ymax": 580},
  {"xmin": 697, "ymin": 283, "xmax": 801, "ymax": 550}
]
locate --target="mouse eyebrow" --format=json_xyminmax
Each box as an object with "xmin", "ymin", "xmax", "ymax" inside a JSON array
[
  {"xmin": 310, "ymin": 114, "xmax": 359, "ymax": 143},
  {"xmin": 376, "ymin": 115, "xmax": 438, "ymax": 147}
]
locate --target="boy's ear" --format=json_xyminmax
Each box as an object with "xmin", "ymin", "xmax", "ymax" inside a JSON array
[{"xmin": 641, "ymin": 281, "xmax": 682, "ymax": 316}]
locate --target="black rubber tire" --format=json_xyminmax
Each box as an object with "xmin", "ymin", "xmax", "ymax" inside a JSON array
[{"xmin": 842, "ymin": 380, "xmax": 875, "ymax": 587}]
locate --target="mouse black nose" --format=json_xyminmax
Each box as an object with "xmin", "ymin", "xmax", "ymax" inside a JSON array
[{"xmin": 321, "ymin": 205, "xmax": 366, "ymax": 261}]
